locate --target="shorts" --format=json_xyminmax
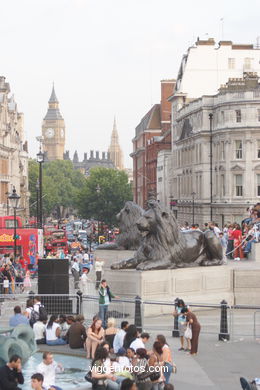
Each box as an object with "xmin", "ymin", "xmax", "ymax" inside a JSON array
[{"xmin": 178, "ymin": 322, "xmax": 186, "ymax": 337}]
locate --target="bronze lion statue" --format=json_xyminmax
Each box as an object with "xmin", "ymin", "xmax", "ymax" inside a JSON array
[
  {"xmin": 97, "ymin": 201, "xmax": 144, "ymax": 250},
  {"xmin": 111, "ymin": 200, "xmax": 223, "ymax": 270}
]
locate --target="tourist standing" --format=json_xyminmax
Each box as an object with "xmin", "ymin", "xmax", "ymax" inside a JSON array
[
  {"xmin": 226, "ymin": 224, "xmax": 235, "ymax": 259},
  {"xmin": 37, "ymin": 352, "xmax": 63, "ymax": 390},
  {"xmin": 0, "ymin": 354, "xmax": 24, "ymax": 389},
  {"xmin": 173, "ymin": 299, "xmax": 189, "ymax": 351},
  {"xmin": 79, "ymin": 267, "xmax": 90, "ymax": 294},
  {"xmin": 233, "ymin": 224, "xmax": 244, "ymax": 261},
  {"xmin": 71, "ymin": 258, "xmax": 80, "ymax": 289},
  {"xmin": 98, "ymin": 279, "xmax": 118, "ymax": 328},
  {"xmin": 95, "ymin": 257, "xmax": 104, "ymax": 289},
  {"xmin": 181, "ymin": 307, "xmax": 201, "ymax": 355}
]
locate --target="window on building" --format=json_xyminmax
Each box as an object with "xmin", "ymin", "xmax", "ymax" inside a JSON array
[
  {"xmin": 235, "ymin": 174, "xmax": 243, "ymax": 196},
  {"xmin": 221, "ymin": 174, "xmax": 225, "ymax": 196},
  {"xmin": 257, "ymin": 174, "xmax": 260, "ymax": 196},
  {"xmin": 228, "ymin": 58, "xmax": 235, "ymax": 69},
  {"xmin": 244, "ymin": 57, "xmax": 252, "ymax": 70},
  {"xmin": 236, "ymin": 110, "xmax": 241, "ymax": 123},
  {"xmin": 257, "ymin": 141, "xmax": 260, "ymax": 159},
  {"xmin": 235, "ymin": 140, "xmax": 243, "ymax": 159},
  {"xmin": 158, "ymin": 177, "xmax": 163, "ymax": 182},
  {"xmin": 220, "ymin": 141, "xmax": 225, "ymax": 160},
  {"xmin": 258, "ymin": 109, "xmax": 260, "ymax": 122},
  {"xmin": 221, "ymin": 111, "xmax": 224, "ymax": 124}
]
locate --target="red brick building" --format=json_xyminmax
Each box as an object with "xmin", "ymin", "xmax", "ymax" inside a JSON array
[{"xmin": 131, "ymin": 80, "xmax": 175, "ymax": 208}]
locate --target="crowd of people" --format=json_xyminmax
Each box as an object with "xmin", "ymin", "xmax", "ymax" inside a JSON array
[
  {"xmin": 180, "ymin": 208, "xmax": 260, "ymax": 262},
  {"xmin": 3, "ymin": 287, "xmax": 205, "ymax": 390}
]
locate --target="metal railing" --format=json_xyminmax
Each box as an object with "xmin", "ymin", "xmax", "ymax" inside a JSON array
[{"xmin": 0, "ymin": 291, "xmax": 260, "ymax": 340}]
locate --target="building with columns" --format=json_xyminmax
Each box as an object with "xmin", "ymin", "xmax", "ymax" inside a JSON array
[
  {"xmin": 166, "ymin": 73, "xmax": 260, "ymax": 226},
  {"xmin": 42, "ymin": 85, "xmax": 65, "ymax": 161},
  {"xmin": 0, "ymin": 76, "xmax": 29, "ymax": 219},
  {"xmin": 108, "ymin": 118, "xmax": 124, "ymax": 170}
]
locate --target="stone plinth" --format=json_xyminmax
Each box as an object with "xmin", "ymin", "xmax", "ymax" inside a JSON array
[
  {"xmin": 248, "ymin": 242, "xmax": 260, "ymax": 262},
  {"xmin": 105, "ymin": 265, "xmax": 234, "ymax": 316}
]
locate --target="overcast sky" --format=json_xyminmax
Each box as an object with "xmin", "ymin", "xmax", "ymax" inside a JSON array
[{"xmin": 1, "ymin": 0, "xmax": 260, "ymax": 168}]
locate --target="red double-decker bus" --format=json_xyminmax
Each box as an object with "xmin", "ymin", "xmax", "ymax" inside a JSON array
[{"xmin": 0, "ymin": 216, "xmax": 43, "ymax": 267}]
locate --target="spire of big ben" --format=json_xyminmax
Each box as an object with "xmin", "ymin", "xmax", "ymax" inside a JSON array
[
  {"xmin": 42, "ymin": 84, "xmax": 65, "ymax": 161},
  {"xmin": 108, "ymin": 117, "xmax": 124, "ymax": 170}
]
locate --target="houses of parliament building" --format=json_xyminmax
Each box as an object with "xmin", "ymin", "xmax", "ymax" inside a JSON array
[{"xmin": 42, "ymin": 86, "xmax": 124, "ymax": 175}]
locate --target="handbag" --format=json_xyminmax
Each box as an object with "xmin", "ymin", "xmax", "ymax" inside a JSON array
[
  {"xmin": 85, "ymin": 369, "xmax": 98, "ymax": 385},
  {"xmin": 150, "ymin": 371, "xmax": 161, "ymax": 382},
  {"xmin": 184, "ymin": 325, "xmax": 192, "ymax": 339}
]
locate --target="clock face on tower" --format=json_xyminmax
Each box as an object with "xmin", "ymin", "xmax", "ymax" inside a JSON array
[
  {"xmin": 60, "ymin": 129, "xmax": 64, "ymax": 138},
  {"xmin": 45, "ymin": 128, "xmax": 54, "ymax": 138}
]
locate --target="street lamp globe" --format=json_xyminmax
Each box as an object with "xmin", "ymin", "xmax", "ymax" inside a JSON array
[
  {"xmin": 37, "ymin": 150, "xmax": 44, "ymax": 163},
  {"xmin": 8, "ymin": 187, "xmax": 20, "ymax": 209},
  {"xmin": 96, "ymin": 184, "xmax": 101, "ymax": 193}
]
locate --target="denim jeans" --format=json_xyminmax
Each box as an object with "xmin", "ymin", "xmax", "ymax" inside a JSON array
[
  {"xmin": 164, "ymin": 362, "xmax": 173, "ymax": 384},
  {"xmin": 99, "ymin": 304, "xmax": 108, "ymax": 328},
  {"xmin": 46, "ymin": 338, "xmax": 67, "ymax": 345}
]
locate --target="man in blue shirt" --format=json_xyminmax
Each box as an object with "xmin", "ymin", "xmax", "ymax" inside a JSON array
[{"xmin": 9, "ymin": 306, "xmax": 29, "ymax": 327}]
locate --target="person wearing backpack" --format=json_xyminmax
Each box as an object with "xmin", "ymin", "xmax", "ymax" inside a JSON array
[{"xmin": 30, "ymin": 296, "xmax": 48, "ymax": 327}]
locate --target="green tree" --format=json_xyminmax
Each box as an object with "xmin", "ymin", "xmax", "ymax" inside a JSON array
[
  {"xmin": 77, "ymin": 167, "xmax": 133, "ymax": 226},
  {"xmin": 29, "ymin": 159, "xmax": 86, "ymax": 218}
]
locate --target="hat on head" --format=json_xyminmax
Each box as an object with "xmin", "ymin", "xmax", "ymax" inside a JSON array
[{"xmin": 117, "ymin": 347, "xmax": 126, "ymax": 356}]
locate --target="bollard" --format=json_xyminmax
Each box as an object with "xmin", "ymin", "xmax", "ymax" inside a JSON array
[
  {"xmin": 134, "ymin": 295, "xmax": 142, "ymax": 333},
  {"xmin": 218, "ymin": 299, "xmax": 230, "ymax": 341},
  {"xmin": 172, "ymin": 297, "xmax": 180, "ymax": 337},
  {"xmin": 76, "ymin": 290, "xmax": 83, "ymax": 315}
]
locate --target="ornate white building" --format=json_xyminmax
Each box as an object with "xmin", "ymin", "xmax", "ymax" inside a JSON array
[
  {"xmin": 0, "ymin": 77, "xmax": 29, "ymax": 218},
  {"xmin": 166, "ymin": 73, "xmax": 260, "ymax": 225}
]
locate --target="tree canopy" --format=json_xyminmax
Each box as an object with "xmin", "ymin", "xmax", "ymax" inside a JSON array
[
  {"xmin": 29, "ymin": 159, "xmax": 86, "ymax": 218},
  {"xmin": 77, "ymin": 167, "xmax": 133, "ymax": 226}
]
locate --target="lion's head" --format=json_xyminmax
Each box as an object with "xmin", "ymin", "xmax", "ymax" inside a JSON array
[
  {"xmin": 116, "ymin": 201, "xmax": 144, "ymax": 250},
  {"xmin": 135, "ymin": 200, "xmax": 184, "ymax": 259}
]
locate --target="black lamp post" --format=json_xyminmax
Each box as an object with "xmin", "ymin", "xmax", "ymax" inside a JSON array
[
  {"xmin": 191, "ymin": 192, "xmax": 196, "ymax": 224},
  {"xmin": 37, "ymin": 149, "xmax": 44, "ymax": 229},
  {"xmin": 36, "ymin": 179, "xmax": 39, "ymax": 228},
  {"xmin": 209, "ymin": 113, "xmax": 213, "ymax": 221},
  {"xmin": 8, "ymin": 187, "xmax": 20, "ymax": 259},
  {"xmin": 96, "ymin": 184, "xmax": 101, "ymax": 242}
]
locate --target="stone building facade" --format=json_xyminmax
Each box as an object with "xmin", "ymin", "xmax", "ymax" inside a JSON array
[
  {"xmin": 131, "ymin": 80, "xmax": 175, "ymax": 208},
  {"xmin": 166, "ymin": 73, "xmax": 260, "ymax": 226},
  {"xmin": 0, "ymin": 77, "xmax": 29, "ymax": 218},
  {"xmin": 42, "ymin": 86, "xmax": 65, "ymax": 161}
]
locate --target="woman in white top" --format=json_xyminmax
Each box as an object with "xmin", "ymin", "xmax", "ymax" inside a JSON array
[
  {"xmin": 46, "ymin": 315, "xmax": 67, "ymax": 345},
  {"xmin": 95, "ymin": 257, "xmax": 104, "ymax": 289}
]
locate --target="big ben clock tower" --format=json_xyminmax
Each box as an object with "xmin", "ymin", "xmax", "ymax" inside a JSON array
[{"xmin": 42, "ymin": 85, "xmax": 65, "ymax": 160}]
